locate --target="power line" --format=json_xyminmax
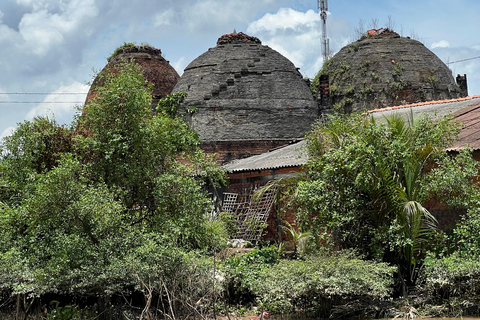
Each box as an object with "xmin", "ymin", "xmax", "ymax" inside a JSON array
[
  {"xmin": 0, "ymin": 92, "xmax": 87, "ymax": 95},
  {"xmin": 0, "ymin": 101, "xmax": 83, "ymax": 104},
  {"xmin": 446, "ymin": 55, "xmax": 480, "ymax": 65}
]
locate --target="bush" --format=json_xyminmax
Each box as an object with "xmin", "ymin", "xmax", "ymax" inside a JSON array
[
  {"xmin": 222, "ymin": 246, "xmax": 279, "ymax": 305},
  {"xmin": 254, "ymin": 251, "xmax": 395, "ymax": 316},
  {"xmin": 421, "ymin": 253, "xmax": 480, "ymax": 316},
  {"xmin": 224, "ymin": 250, "xmax": 395, "ymax": 317}
]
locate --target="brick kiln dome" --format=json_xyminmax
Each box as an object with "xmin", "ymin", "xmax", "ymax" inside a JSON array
[
  {"xmin": 316, "ymin": 29, "xmax": 464, "ymax": 113},
  {"xmin": 172, "ymin": 32, "xmax": 318, "ymax": 162},
  {"xmin": 84, "ymin": 44, "xmax": 180, "ymax": 106}
]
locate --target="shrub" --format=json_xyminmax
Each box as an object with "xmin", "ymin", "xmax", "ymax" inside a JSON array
[
  {"xmin": 421, "ymin": 253, "xmax": 480, "ymax": 316},
  {"xmin": 250, "ymin": 251, "xmax": 396, "ymax": 317},
  {"xmin": 222, "ymin": 246, "xmax": 279, "ymax": 305}
]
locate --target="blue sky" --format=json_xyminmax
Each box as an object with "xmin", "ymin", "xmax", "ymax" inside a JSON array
[{"xmin": 1, "ymin": 0, "xmax": 479, "ymax": 139}]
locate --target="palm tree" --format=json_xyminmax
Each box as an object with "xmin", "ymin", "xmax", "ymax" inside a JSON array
[
  {"xmin": 281, "ymin": 220, "xmax": 312, "ymax": 256},
  {"xmin": 306, "ymin": 112, "xmax": 439, "ymax": 294},
  {"xmin": 373, "ymin": 114, "xmax": 438, "ymax": 294},
  {"xmin": 253, "ymin": 176, "xmax": 306, "ymax": 243}
]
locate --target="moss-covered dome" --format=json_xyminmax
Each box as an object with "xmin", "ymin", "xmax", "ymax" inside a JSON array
[
  {"xmin": 85, "ymin": 44, "xmax": 180, "ymax": 106},
  {"xmin": 172, "ymin": 32, "xmax": 318, "ymax": 144},
  {"xmin": 314, "ymin": 30, "xmax": 464, "ymax": 113}
]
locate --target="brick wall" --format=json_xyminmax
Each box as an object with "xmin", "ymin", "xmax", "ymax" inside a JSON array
[{"xmin": 203, "ymin": 140, "xmax": 294, "ymax": 164}]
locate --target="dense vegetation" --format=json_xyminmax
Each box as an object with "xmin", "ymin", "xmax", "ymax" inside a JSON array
[
  {"xmin": 2, "ymin": 60, "xmax": 480, "ymax": 319},
  {"xmin": 293, "ymin": 112, "xmax": 480, "ymax": 314},
  {"xmin": 0, "ymin": 61, "xmax": 227, "ymax": 319},
  {"xmin": 297, "ymin": 113, "xmax": 479, "ymax": 290}
]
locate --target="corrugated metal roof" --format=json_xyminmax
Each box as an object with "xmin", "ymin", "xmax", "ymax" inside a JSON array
[
  {"xmin": 448, "ymin": 102, "xmax": 480, "ymax": 151},
  {"xmin": 370, "ymin": 96, "xmax": 480, "ymax": 121},
  {"xmin": 222, "ymin": 140, "xmax": 308, "ymax": 173},
  {"xmin": 223, "ymin": 97, "xmax": 480, "ymax": 173},
  {"xmin": 368, "ymin": 96, "xmax": 480, "ymax": 151}
]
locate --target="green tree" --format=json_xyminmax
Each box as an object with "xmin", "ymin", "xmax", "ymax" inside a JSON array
[
  {"xmin": 0, "ymin": 60, "xmax": 227, "ymax": 314},
  {"xmin": 75, "ymin": 60, "xmax": 224, "ymax": 248},
  {"xmin": 0, "ymin": 117, "xmax": 74, "ymax": 206},
  {"xmin": 296, "ymin": 112, "xmax": 480, "ymax": 293}
]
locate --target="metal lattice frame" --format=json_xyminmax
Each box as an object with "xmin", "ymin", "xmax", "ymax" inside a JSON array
[
  {"xmin": 235, "ymin": 186, "xmax": 277, "ymax": 243},
  {"xmin": 221, "ymin": 193, "xmax": 239, "ymax": 215}
]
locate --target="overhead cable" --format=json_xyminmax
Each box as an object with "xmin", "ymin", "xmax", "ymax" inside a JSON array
[
  {"xmin": 0, "ymin": 92, "xmax": 87, "ymax": 95},
  {"xmin": 446, "ymin": 55, "xmax": 480, "ymax": 65}
]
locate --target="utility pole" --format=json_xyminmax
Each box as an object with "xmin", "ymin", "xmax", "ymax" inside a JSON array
[{"xmin": 318, "ymin": 0, "xmax": 329, "ymax": 62}]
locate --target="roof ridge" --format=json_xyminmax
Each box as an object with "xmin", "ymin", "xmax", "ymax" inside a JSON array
[{"xmin": 369, "ymin": 95, "xmax": 480, "ymax": 114}]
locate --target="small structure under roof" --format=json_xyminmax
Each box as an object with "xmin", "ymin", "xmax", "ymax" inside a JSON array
[
  {"xmin": 222, "ymin": 140, "xmax": 308, "ymax": 242},
  {"xmin": 223, "ymin": 140, "xmax": 308, "ymax": 173}
]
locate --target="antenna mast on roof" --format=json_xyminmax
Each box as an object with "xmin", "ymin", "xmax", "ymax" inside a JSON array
[{"xmin": 318, "ymin": 0, "xmax": 329, "ymax": 62}]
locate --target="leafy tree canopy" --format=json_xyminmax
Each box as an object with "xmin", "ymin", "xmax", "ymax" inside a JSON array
[
  {"xmin": 296, "ymin": 112, "xmax": 480, "ymax": 291},
  {"xmin": 0, "ymin": 60, "xmax": 227, "ymax": 299}
]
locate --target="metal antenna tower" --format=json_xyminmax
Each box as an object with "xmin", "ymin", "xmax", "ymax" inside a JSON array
[{"xmin": 318, "ymin": 0, "xmax": 329, "ymax": 62}]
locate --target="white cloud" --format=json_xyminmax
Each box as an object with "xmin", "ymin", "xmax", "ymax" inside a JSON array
[
  {"xmin": 472, "ymin": 44, "xmax": 480, "ymax": 51},
  {"xmin": 246, "ymin": 8, "xmax": 351, "ymax": 78},
  {"xmin": 181, "ymin": 0, "xmax": 281, "ymax": 33},
  {"xmin": 25, "ymin": 82, "xmax": 88, "ymax": 122},
  {"xmin": 172, "ymin": 57, "xmax": 187, "ymax": 75},
  {"xmin": 153, "ymin": 9, "xmax": 175, "ymax": 27},
  {"xmin": 16, "ymin": 0, "xmax": 63, "ymax": 11},
  {"xmin": 17, "ymin": 0, "xmax": 98, "ymax": 56},
  {"xmin": 19, "ymin": 10, "xmax": 65, "ymax": 56},
  {"xmin": 431, "ymin": 40, "xmax": 450, "ymax": 49},
  {"xmin": 247, "ymin": 8, "xmax": 318, "ymax": 34},
  {"xmin": 0, "ymin": 24, "xmax": 17, "ymax": 43},
  {"xmin": 266, "ymin": 39, "xmax": 303, "ymax": 67},
  {"xmin": 0, "ymin": 127, "xmax": 16, "ymax": 140}
]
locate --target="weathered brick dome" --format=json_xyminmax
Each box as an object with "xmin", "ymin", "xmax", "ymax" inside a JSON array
[
  {"xmin": 85, "ymin": 44, "xmax": 180, "ymax": 106},
  {"xmin": 172, "ymin": 32, "xmax": 318, "ymax": 162},
  {"xmin": 316, "ymin": 30, "xmax": 464, "ymax": 113}
]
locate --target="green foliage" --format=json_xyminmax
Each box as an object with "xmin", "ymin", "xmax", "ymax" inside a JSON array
[
  {"xmin": 298, "ymin": 112, "xmax": 479, "ymax": 291},
  {"xmin": 281, "ymin": 221, "xmax": 311, "ymax": 256},
  {"xmin": 340, "ymin": 60, "xmax": 351, "ymax": 73},
  {"xmin": 311, "ymin": 58, "xmax": 332, "ymax": 94},
  {"xmin": 329, "ymin": 85, "xmax": 338, "ymax": 96},
  {"xmin": 332, "ymin": 97, "xmax": 354, "ymax": 113},
  {"xmin": 422, "ymin": 252, "xmax": 480, "ymax": 316},
  {"xmin": 360, "ymin": 60, "xmax": 371, "ymax": 76},
  {"xmin": 0, "ymin": 59, "xmax": 227, "ymax": 315},
  {"xmin": 217, "ymin": 212, "xmax": 239, "ymax": 238},
  {"xmin": 353, "ymin": 42, "xmax": 360, "ymax": 52},
  {"xmin": 75, "ymin": 61, "xmax": 220, "ymax": 241},
  {"xmin": 427, "ymin": 75, "xmax": 438, "ymax": 85},
  {"xmin": 157, "ymin": 91, "xmax": 188, "ymax": 118},
  {"xmin": 250, "ymin": 251, "xmax": 395, "ymax": 316},
  {"xmin": 107, "ymin": 42, "xmax": 154, "ymax": 61},
  {"xmin": 0, "ymin": 117, "xmax": 73, "ymax": 206},
  {"xmin": 392, "ymin": 62, "xmax": 404, "ymax": 78},
  {"xmin": 442, "ymin": 202, "xmax": 480, "ymax": 257},
  {"xmin": 222, "ymin": 246, "xmax": 279, "ymax": 303},
  {"xmin": 47, "ymin": 302, "xmax": 79, "ymax": 320},
  {"xmin": 389, "ymin": 79, "xmax": 407, "ymax": 93}
]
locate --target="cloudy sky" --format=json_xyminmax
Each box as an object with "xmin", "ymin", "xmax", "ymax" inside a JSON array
[{"xmin": 1, "ymin": 0, "xmax": 479, "ymax": 139}]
